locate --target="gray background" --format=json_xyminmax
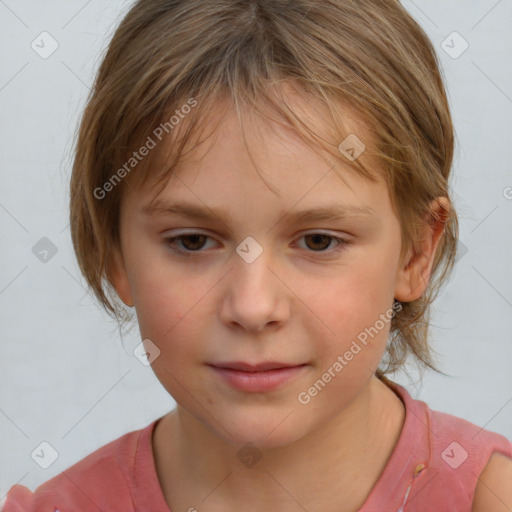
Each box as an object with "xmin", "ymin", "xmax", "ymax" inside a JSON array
[{"xmin": 1, "ymin": 0, "xmax": 511, "ymax": 497}]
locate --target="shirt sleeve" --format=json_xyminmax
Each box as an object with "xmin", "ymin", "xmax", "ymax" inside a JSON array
[
  {"xmin": 1, "ymin": 484, "xmax": 34, "ymax": 512},
  {"xmin": 0, "ymin": 422, "xmax": 154, "ymax": 512}
]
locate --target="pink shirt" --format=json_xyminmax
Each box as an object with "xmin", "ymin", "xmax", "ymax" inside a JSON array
[{"xmin": 3, "ymin": 380, "xmax": 512, "ymax": 512}]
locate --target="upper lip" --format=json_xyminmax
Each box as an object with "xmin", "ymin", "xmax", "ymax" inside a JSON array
[{"xmin": 209, "ymin": 361, "xmax": 305, "ymax": 372}]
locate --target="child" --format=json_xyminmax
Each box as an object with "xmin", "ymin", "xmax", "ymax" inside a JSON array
[{"xmin": 3, "ymin": 0, "xmax": 512, "ymax": 511}]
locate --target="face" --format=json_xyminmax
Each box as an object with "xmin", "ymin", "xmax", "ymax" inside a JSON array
[{"xmin": 110, "ymin": 94, "xmax": 430, "ymax": 449}]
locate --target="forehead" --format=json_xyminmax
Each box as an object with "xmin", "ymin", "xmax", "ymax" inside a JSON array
[{"xmin": 122, "ymin": 87, "xmax": 389, "ymax": 219}]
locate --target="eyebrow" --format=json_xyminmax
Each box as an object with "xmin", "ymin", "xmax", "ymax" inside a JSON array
[{"xmin": 141, "ymin": 200, "xmax": 374, "ymax": 225}]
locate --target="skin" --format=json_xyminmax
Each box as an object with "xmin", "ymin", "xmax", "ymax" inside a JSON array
[
  {"xmin": 109, "ymin": 92, "xmax": 448, "ymax": 512},
  {"xmin": 472, "ymin": 453, "xmax": 512, "ymax": 512}
]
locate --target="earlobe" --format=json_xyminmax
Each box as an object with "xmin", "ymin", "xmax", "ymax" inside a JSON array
[
  {"xmin": 107, "ymin": 245, "xmax": 134, "ymax": 307},
  {"xmin": 394, "ymin": 197, "xmax": 449, "ymax": 303}
]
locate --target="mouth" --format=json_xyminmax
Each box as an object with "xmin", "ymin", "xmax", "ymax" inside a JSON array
[
  {"xmin": 211, "ymin": 361, "xmax": 306, "ymax": 371},
  {"xmin": 207, "ymin": 361, "xmax": 309, "ymax": 392}
]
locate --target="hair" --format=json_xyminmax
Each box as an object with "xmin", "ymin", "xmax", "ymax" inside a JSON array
[{"xmin": 69, "ymin": 0, "xmax": 459, "ymax": 380}]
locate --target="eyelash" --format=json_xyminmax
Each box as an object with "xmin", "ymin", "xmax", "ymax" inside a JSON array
[{"xmin": 163, "ymin": 232, "xmax": 352, "ymax": 258}]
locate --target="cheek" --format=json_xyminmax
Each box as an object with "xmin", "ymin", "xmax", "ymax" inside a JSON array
[
  {"xmin": 313, "ymin": 264, "xmax": 392, "ymax": 327},
  {"xmin": 302, "ymin": 259, "xmax": 395, "ymax": 360},
  {"xmin": 130, "ymin": 263, "xmax": 215, "ymax": 344}
]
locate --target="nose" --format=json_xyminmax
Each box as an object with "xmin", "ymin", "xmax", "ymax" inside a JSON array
[{"xmin": 219, "ymin": 242, "xmax": 289, "ymax": 333}]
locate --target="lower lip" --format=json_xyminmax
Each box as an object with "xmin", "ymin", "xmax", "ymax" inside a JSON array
[{"xmin": 209, "ymin": 365, "xmax": 308, "ymax": 392}]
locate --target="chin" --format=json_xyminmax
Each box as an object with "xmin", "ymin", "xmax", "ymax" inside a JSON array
[{"xmin": 207, "ymin": 409, "xmax": 313, "ymax": 451}]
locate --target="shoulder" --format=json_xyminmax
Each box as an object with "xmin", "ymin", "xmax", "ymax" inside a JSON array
[
  {"xmin": 425, "ymin": 405, "xmax": 512, "ymax": 510},
  {"xmin": 425, "ymin": 403, "xmax": 512, "ymax": 462},
  {"xmin": 393, "ymin": 384, "xmax": 512, "ymax": 510},
  {"xmin": 2, "ymin": 423, "xmax": 150, "ymax": 512},
  {"xmin": 472, "ymin": 452, "xmax": 512, "ymax": 512}
]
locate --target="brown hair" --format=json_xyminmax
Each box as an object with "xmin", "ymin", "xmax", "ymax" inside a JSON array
[{"xmin": 69, "ymin": 0, "xmax": 459, "ymax": 379}]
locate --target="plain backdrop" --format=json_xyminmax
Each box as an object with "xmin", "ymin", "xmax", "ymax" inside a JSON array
[{"xmin": 1, "ymin": 0, "xmax": 511, "ymax": 496}]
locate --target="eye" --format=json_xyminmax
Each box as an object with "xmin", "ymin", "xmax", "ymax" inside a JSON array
[
  {"xmin": 295, "ymin": 232, "xmax": 351, "ymax": 254},
  {"xmin": 163, "ymin": 231, "xmax": 352, "ymax": 258},
  {"xmin": 165, "ymin": 233, "xmax": 217, "ymax": 256}
]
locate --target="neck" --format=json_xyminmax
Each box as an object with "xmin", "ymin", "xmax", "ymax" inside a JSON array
[{"xmin": 153, "ymin": 377, "xmax": 405, "ymax": 512}]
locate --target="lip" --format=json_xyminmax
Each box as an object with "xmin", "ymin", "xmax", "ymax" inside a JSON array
[
  {"xmin": 211, "ymin": 361, "xmax": 302, "ymax": 372},
  {"xmin": 208, "ymin": 361, "xmax": 309, "ymax": 392}
]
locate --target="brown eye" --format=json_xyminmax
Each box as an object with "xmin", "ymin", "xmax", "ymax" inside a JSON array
[
  {"xmin": 295, "ymin": 232, "xmax": 352, "ymax": 256},
  {"xmin": 165, "ymin": 233, "xmax": 216, "ymax": 256},
  {"xmin": 177, "ymin": 234, "xmax": 208, "ymax": 251},
  {"xmin": 303, "ymin": 234, "xmax": 337, "ymax": 251}
]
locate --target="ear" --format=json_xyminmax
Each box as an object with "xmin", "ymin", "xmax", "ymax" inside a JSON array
[
  {"xmin": 394, "ymin": 197, "xmax": 450, "ymax": 302},
  {"xmin": 107, "ymin": 243, "xmax": 134, "ymax": 307}
]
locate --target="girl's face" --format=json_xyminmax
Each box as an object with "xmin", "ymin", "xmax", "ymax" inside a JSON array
[{"xmin": 111, "ymin": 97, "xmax": 418, "ymax": 449}]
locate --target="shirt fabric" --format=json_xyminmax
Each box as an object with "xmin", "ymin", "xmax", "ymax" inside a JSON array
[{"xmin": 3, "ymin": 379, "xmax": 512, "ymax": 512}]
